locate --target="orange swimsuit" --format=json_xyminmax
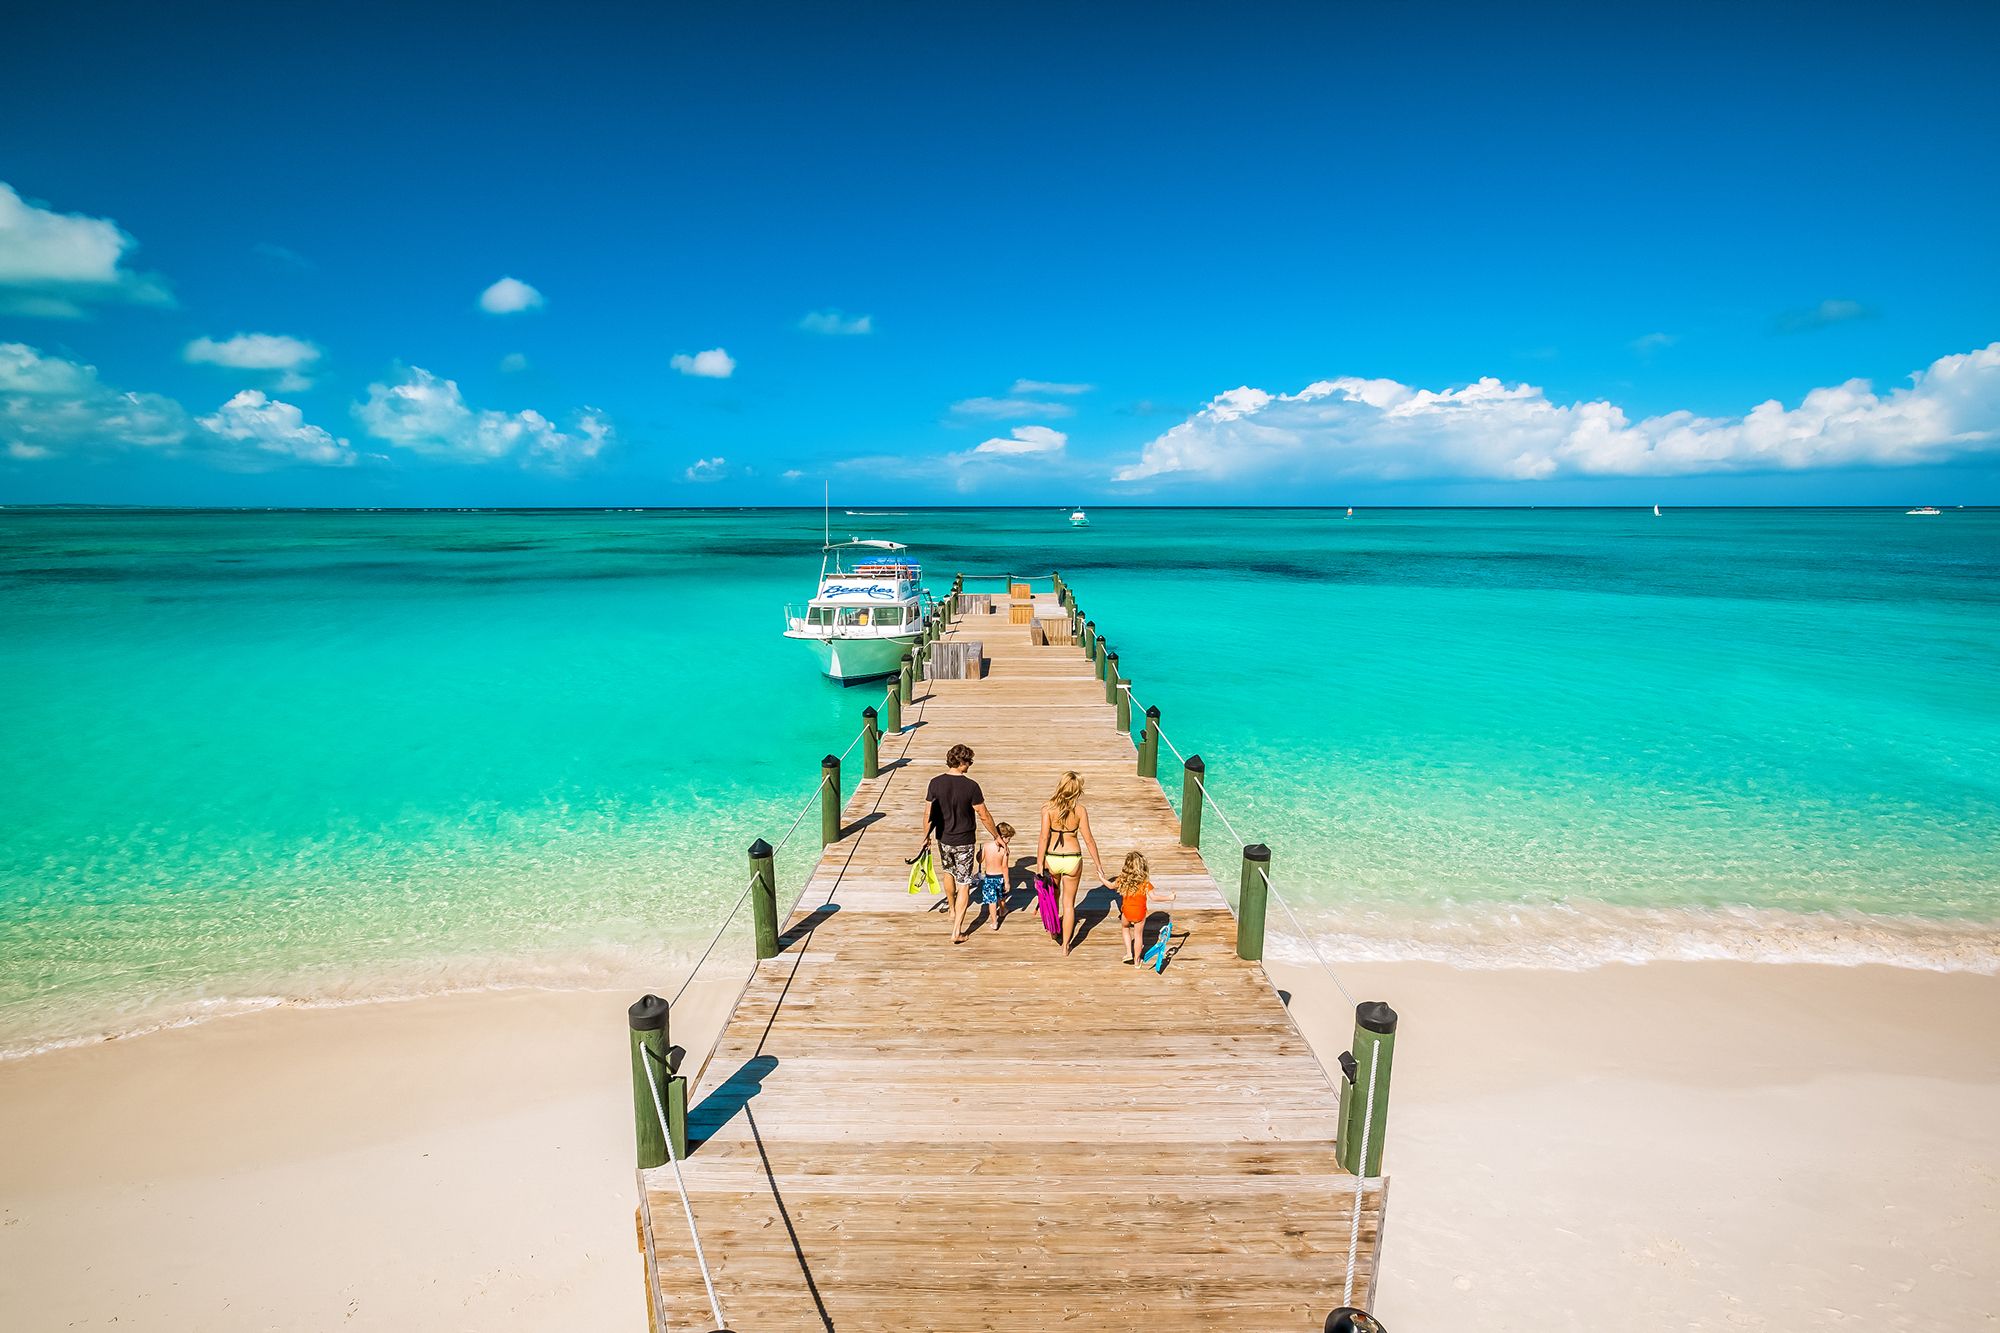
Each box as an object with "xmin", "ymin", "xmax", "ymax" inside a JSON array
[{"xmin": 1120, "ymin": 879, "xmax": 1152, "ymax": 924}]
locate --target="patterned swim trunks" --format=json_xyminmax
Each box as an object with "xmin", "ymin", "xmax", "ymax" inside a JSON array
[
  {"xmin": 980, "ymin": 873, "xmax": 1004, "ymax": 905},
  {"xmin": 938, "ymin": 840, "xmax": 978, "ymax": 886}
]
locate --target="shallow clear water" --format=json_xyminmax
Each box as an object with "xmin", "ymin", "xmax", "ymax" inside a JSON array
[{"xmin": 3, "ymin": 507, "xmax": 1997, "ymax": 1052}]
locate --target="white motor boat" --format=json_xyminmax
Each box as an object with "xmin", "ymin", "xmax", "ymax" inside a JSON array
[
  {"xmin": 1906, "ymin": 506, "xmax": 1942, "ymax": 515},
  {"xmin": 783, "ymin": 531, "xmax": 928, "ymax": 683},
  {"xmin": 1069, "ymin": 508, "xmax": 1089, "ymax": 527}
]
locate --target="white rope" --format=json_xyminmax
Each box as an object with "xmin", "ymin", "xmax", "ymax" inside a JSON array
[
  {"xmin": 639, "ymin": 1043, "xmax": 727, "ymax": 1330},
  {"xmin": 670, "ymin": 773, "xmax": 830, "ymax": 1006},
  {"xmin": 1259, "ymin": 864, "xmax": 1359, "ymax": 1008},
  {"xmin": 1342, "ymin": 1049, "xmax": 1382, "ymax": 1307},
  {"xmin": 1191, "ymin": 770, "xmax": 1250, "ymax": 850},
  {"xmin": 837, "ymin": 725, "xmax": 866, "ymax": 762}
]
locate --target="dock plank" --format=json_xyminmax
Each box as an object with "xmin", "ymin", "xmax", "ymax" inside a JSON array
[{"xmin": 639, "ymin": 594, "xmax": 1385, "ymax": 1331}]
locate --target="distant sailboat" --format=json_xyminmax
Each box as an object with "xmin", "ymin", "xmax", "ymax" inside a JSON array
[
  {"xmin": 1345, "ymin": 507, "xmax": 1354, "ymax": 519},
  {"xmin": 1653, "ymin": 504, "xmax": 1662, "ymax": 517}
]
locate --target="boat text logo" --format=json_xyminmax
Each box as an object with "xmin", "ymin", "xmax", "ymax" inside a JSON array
[{"xmin": 822, "ymin": 582, "xmax": 899, "ymax": 600}]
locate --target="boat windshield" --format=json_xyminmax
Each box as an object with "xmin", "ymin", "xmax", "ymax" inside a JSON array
[{"xmin": 809, "ymin": 605, "xmax": 909, "ymax": 627}]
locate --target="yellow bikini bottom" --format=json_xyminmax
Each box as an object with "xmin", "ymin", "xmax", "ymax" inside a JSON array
[{"xmin": 1044, "ymin": 853, "xmax": 1082, "ymax": 876}]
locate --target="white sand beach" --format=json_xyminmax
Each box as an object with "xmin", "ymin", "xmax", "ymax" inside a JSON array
[{"xmin": 2, "ymin": 961, "xmax": 1996, "ymax": 1331}]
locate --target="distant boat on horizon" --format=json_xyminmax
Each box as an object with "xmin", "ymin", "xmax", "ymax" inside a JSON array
[
  {"xmin": 1907, "ymin": 506, "xmax": 1942, "ymax": 515},
  {"xmin": 1069, "ymin": 508, "xmax": 1089, "ymax": 527},
  {"xmin": 1345, "ymin": 507, "xmax": 1354, "ymax": 519},
  {"xmin": 1653, "ymin": 504, "xmax": 1662, "ymax": 517}
]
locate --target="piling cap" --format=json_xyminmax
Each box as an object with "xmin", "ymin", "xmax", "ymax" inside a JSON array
[
  {"xmin": 628, "ymin": 994, "xmax": 668, "ymax": 1032},
  {"xmin": 1185, "ymin": 752, "xmax": 1205, "ymax": 772},
  {"xmin": 863, "ymin": 705, "xmax": 878, "ymax": 720},
  {"xmin": 1243, "ymin": 842, "xmax": 1271, "ymax": 862},
  {"xmin": 748, "ymin": 837, "xmax": 774, "ymax": 858},
  {"xmin": 1338, "ymin": 1050, "xmax": 1357, "ymax": 1080},
  {"xmin": 1356, "ymin": 1001, "xmax": 1398, "ymax": 1035},
  {"xmin": 1326, "ymin": 1310, "xmax": 1385, "ymax": 1333},
  {"xmin": 821, "ymin": 753, "xmax": 840, "ymax": 769},
  {"xmin": 1146, "ymin": 705, "xmax": 1160, "ymax": 719}
]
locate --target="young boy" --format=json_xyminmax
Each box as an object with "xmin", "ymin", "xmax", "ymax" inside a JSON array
[{"xmin": 979, "ymin": 822, "xmax": 1014, "ymax": 931}]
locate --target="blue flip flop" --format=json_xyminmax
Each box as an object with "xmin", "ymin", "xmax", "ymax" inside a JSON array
[{"xmin": 1141, "ymin": 920, "xmax": 1173, "ymax": 972}]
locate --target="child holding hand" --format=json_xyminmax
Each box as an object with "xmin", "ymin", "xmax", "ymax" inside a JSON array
[
  {"xmin": 979, "ymin": 822, "xmax": 1015, "ymax": 930},
  {"xmin": 1115, "ymin": 851, "xmax": 1153, "ymax": 965}
]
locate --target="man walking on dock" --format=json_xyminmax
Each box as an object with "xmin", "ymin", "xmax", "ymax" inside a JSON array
[{"xmin": 914, "ymin": 742, "xmax": 999, "ymax": 944}]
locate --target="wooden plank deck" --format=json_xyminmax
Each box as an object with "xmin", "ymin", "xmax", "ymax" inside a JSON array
[{"xmin": 639, "ymin": 598, "xmax": 1387, "ymax": 1331}]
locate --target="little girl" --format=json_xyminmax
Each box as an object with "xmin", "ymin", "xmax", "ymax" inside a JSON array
[
  {"xmin": 1115, "ymin": 851, "xmax": 1152, "ymax": 965},
  {"xmin": 979, "ymin": 822, "xmax": 1014, "ymax": 931}
]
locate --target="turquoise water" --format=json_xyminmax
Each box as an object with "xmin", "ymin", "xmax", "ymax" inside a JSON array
[{"xmin": 3, "ymin": 508, "xmax": 1997, "ymax": 1052}]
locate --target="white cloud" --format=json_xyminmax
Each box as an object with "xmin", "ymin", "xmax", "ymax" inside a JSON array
[
  {"xmin": 951, "ymin": 395, "xmax": 1075, "ymax": 420},
  {"xmin": 1115, "ymin": 343, "xmax": 2000, "ymax": 485},
  {"xmin": 1, "ymin": 342, "xmax": 189, "ymax": 458},
  {"xmin": 671, "ymin": 347, "xmax": 736, "ymax": 378},
  {"xmin": 1630, "ymin": 332, "xmax": 1677, "ymax": 356},
  {"xmin": 1011, "ymin": 379, "xmax": 1093, "ymax": 396},
  {"xmin": 685, "ymin": 456, "xmax": 727, "ymax": 481},
  {"xmin": 972, "ymin": 425, "xmax": 1068, "ymax": 456},
  {"xmin": 0, "ymin": 182, "xmax": 172, "ymax": 317},
  {"xmin": 499, "ymin": 352, "xmax": 529, "ymax": 374},
  {"xmin": 354, "ymin": 367, "xmax": 610, "ymax": 468},
  {"xmin": 798, "ymin": 310, "xmax": 872, "ymax": 336},
  {"xmin": 781, "ymin": 468, "xmax": 804, "ymax": 481},
  {"xmin": 478, "ymin": 276, "xmax": 544, "ymax": 315},
  {"xmin": 1, "ymin": 342, "xmax": 354, "ymax": 470},
  {"xmin": 184, "ymin": 333, "xmax": 322, "ymax": 390},
  {"xmin": 198, "ymin": 390, "xmax": 354, "ymax": 467}
]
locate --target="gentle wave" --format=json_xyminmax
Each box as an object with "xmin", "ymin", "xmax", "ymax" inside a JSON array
[{"xmin": 1262, "ymin": 899, "xmax": 2000, "ymax": 973}]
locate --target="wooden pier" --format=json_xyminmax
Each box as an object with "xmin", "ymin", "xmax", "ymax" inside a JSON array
[{"xmin": 636, "ymin": 580, "xmax": 1390, "ymax": 1331}]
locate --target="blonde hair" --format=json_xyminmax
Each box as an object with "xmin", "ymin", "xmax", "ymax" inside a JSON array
[
  {"xmin": 1049, "ymin": 771, "xmax": 1084, "ymax": 819},
  {"xmin": 1117, "ymin": 851, "xmax": 1149, "ymax": 894}
]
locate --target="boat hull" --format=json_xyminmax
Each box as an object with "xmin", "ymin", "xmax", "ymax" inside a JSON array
[{"xmin": 788, "ymin": 632, "xmax": 918, "ymax": 683}]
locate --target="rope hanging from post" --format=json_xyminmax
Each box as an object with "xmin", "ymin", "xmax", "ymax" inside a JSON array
[
  {"xmin": 1342, "ymin": 1051, "xmax": 1382, "ymax": 1309},
  {"xmin": 640, "ymin": 1043, "xmax": 728, "ymax": 1331}
]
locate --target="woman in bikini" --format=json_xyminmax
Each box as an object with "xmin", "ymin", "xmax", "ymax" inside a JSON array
[{"xmin": 1037, "ymin": 770, "xmax": 1108, "ymax": 956}]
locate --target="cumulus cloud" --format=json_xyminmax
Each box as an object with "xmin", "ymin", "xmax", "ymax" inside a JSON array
[
  {"xmin": 1011, "ymin": 379, "xmax": 1093, "ymax": 396},
  {"xmin": 972, "ymin": 425, "xmax": 1068, "ymax": 456},
  {"xmin": 198, "ymin": 390, "xmax": 354, "ymax": 467},
  {"xmin": 685, "ymin": 456, "xmax": 727, "ymax": 481},
  {"xmin": 781, "ymin": 468, "xmax": 804, "ymax": 480},
  {"xmin": 1115, "ymin": 344, "xmax": 2000, "ymax": 485},
  {"xmin": 1, "ymin": 342, "xmax": 189, "ymax": 459},
  {"xmin": 184, "ymin": 333, "xmax": 322, "ymax": 390},
  {"xmin": 951, "ymin": 395, "xmax": 1075, "ymax": 420},
  {"xmin": 0, "ymin": 182, "xmax": 172, "ymax": 317},
  {"xmin": 478, "ymin": 276, "xmax": 544, "ymax": 315},
  {"xmin": 354, "ymin": 367, "xmax": 610, "ymax": 468},
  {"xmin": 1, "ymin": 343, "xmax": 357, "ymax": 469},
  {"xmin": 1775, "ymin": 299, "xmax": 1874, "ymax": 334},
  {"xmin": 671, "ymin": 347, "xmax": 736, "ymax": 378},
  {"xmin": 798, "ymin": 309, "xmax": 872, "ymax": 335}
]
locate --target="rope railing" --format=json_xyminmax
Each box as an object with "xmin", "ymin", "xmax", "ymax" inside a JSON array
[
  {"xmin": 667, "ymin": 732, "xmax": 851, "ymax": 1009},
  {"xmin": 638, "ymin": 1042, "xmax": 727, "ymax": 1330},
  {"xmin": 1341, "ymin": 1047, "xmax": 1382, "ymax": 1305}
]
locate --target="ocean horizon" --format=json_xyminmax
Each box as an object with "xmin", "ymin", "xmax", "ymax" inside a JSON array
[{"xmin": 4, "ymin": 505, "xmax": 1997, "ymax": 1056}]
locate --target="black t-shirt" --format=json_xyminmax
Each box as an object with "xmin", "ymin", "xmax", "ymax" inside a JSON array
[{"xmin": 925, "ymin": 772, "xmax": 984, "ymax": 846}]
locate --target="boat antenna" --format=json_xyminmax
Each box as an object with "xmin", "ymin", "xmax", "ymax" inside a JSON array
[{"xmin": 823, "ymin": 480, "xmax": 830, "ymax": 550}]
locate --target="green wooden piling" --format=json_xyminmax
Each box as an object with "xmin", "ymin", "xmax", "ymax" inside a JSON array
[
  {"xmin": 748, "ymin": 836, "xmax": 778, "ymax": 959},
  {"xmin": 1237, "ymin": 843, "xmax": 1271, "ymax": 961},
  {"xmin": 862, "ymin": 706, "xmax": 881, "ymax": 779},
  {"xmin": 1095, "ymin": 638, "xmax": 1109, "ymax": 681},
  {"xmin": 1340, "ymin": 1003, "xmax": 1399, "ymax": 1176},
  {"xmin": 1115, "ymin": 677, "xmax": 1131, "ymax": 734},
  {"xmin": 629, "ymin": 994, "xmax": 688, "ymax": 1167},
  {"xmin": 820, "ymin": 754, "xmax": 841, "ymax": 846},
  {"xmin": 1082, "ymin": 619, "xmax": 1095, "ymax": 656},
  {"xmin": 1180, "ymin": 754, "xmax": 1205, "ymax": 847},
  {"xmin": 898, "ymin": 655, "xmax": 913, "ymax": 707},
  {"xmin": 1105, "ymin": 652, "xmax": 1120, "ymax": 706},
  {"xmin": 882, "ymin": 677, "xmax": 901, "ymax": 734},
  {"xmin": 1138, "ymin": 705, "xmax": 1160, "ymax": 778}
]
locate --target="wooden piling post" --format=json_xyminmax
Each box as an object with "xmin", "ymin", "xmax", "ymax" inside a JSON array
[
  {"xmin": 628, "ymin": 994, "xmax": 686, "ymax": 1166},
  {"xmin": 1105, "ymin": 652, "xmax": 1121, "ymax": 707},
  {"xmin": 1138, "ymin": 705, "xmax": 1160, "ymax": 778},
  {"xmin": 748, "ymin": 837, "xmax": 778, "ymax": 959},
  {"xmin": 883, "ymin": 676, "xmax": 901, "ymax": 734},
  {"xmin": 1082, "ymin": 619, "xmax": 1095, "ymax": 657},
  {"xmin": 1095, "ymin": 638, "xmax": 1109, "ymax": 681},
  {"xmin": 1180, "ymin": 754, "xmax": 1205, "ymax": 847},
  {"xmin": 1237, "ymin": 843, "xmax": 1270, "ymax": 961},
  {"xmin": 899, "ymin": 655, "xmax": 914, "ymax": 707},
  {"xmin": 862, "ymin": 706, "xmax": 881, "ymax": 779},
  {"xmin": 1340, "ymin": 1002, "xmax": 1399, "ymax": 1177},
  {"xmin": 820, "ymin": 754, "xmax": 842, "ymax": 846}
]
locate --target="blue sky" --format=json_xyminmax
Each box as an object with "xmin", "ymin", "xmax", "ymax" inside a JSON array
[{"xmin": 3, "ymin": 0, "xmax": 1997, "ymax": 505}]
